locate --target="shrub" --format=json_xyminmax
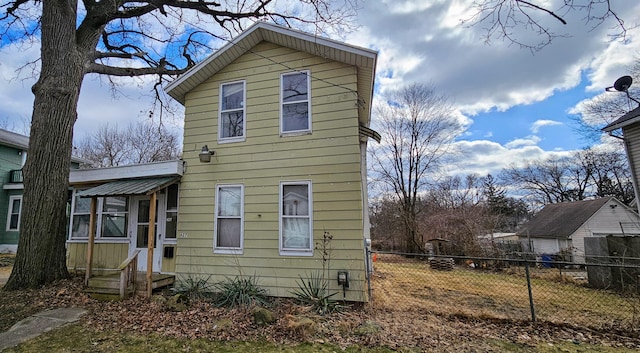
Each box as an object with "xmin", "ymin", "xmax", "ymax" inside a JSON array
[
  {"xmin": 213, "ymin": 274, "xmax": 270, "ymax": 308},
  {"xmin": 172, "ymin": 274, "xmax": 214, "ymax": 300},
  {"xmin": 292, "ymin": 272, "xmax": 342, "ymax": 315}
]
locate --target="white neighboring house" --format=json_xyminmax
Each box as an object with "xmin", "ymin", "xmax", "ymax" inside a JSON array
[{"xmin": 516, "ymin": 197, "xmax": 640, "ymax": 264}]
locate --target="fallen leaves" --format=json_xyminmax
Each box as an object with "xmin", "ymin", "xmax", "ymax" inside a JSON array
[{"xmin": 1, "ymin": 274, "xmax": 640, "ymax": 351}]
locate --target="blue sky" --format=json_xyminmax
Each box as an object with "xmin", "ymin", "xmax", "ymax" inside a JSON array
[
  {"xmin": 467, "ymin": 80, "xmax": 590, "ymax": 152},
  {"xmin": 1, "ymin": 0, "xmax": 639, "ymax": 179}
]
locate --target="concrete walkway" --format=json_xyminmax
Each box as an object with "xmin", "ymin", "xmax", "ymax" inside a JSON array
[{"xmin": 0, "ymin": 307, "xmax": 87, "ymax": 351}]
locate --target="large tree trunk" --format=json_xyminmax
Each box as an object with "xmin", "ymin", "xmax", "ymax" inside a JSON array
[{"xmin": 4, "ymin": 0, "xmax": 84, "ymax": 289}]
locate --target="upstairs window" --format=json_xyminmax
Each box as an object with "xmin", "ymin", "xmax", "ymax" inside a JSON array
[
  {"xmin": 281, "ymin": 71, "xmax": 311, "ymax": 134},
  {"xmin": 279, "ymin": 181, "xmax": 313, "ymax": 255},
  {"xmin": 214, "ymin": 185, "xmax": 244, "ymax": 254},
  {"xmin": 219, "ymin": 81, "xmax": 246, "ymax": 142},
  {"xmin": 6, "ymin": 196, "xmax": 22, "ymax": 231}
]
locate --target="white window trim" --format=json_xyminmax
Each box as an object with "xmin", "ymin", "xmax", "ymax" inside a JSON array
[
  {"xmin": 67, "ymin": 190, "xmax": 130, "ymax": 241},
  {"xmin": 99, "ymin": 196, "xmax": 130, "ymax": 240},
  {"xmin": 279, "ymin": 180, "xmax": 313, "ymax": 256},
  {"xmin": 214, "ymin": 184, "xmax": 244, "ymax": 255},
  {"xmin": 218, "ymin": 80, "xmax": 247, "ymax": 143},
  {"xmin": 164, "ymin": 183, "xmax": 179, "ymax": 244},
  {"xmin": 280, "ymin": 71, "xmax": 312, "ymax": 136},
  {"xmin": 6, "ymin": 195, "xmax": 22, "ymax": 231},
  {"xmin": 68, "ymin": 189, "xmax": 90, "ymax": 240}
]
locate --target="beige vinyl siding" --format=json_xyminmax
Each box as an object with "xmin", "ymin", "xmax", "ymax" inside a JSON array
[
  {"xmin": 66, "ymin": 242, "xmax": 129, "ymax": 274},
  {"xmin": 177, "ymin": 41, "xmax": 368, "ymax": 301},
  {"xmin": 624, "ymin": 124, "xmax": 640, "ymax": 206}
]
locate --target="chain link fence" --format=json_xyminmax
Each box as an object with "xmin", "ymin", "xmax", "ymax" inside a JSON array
[{"xmin": 367, "ymin": 251, "xmax": 640, "ymax": 333}]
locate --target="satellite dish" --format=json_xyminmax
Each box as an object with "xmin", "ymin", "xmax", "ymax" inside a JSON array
[{"xmin": 613, "ymin": 75, "xmax": 633, "ymax": 92}]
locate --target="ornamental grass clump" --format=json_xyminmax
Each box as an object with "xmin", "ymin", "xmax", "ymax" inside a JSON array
[
  {"xmin": 213, "ymin": 274, "xmax": 270, "ymax": 308},
  {"xmin": 292, "ymin": 271, "xmax": 342, "ymax": 315},
  {"xmin": 172, "ymin": 274, "xmax": 215, "ymax": 301}
]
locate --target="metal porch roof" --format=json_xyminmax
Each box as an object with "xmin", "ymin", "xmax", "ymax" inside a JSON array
[{"xmin": 75, "ymin": 176, "xmax": 179, "ymax": 198}]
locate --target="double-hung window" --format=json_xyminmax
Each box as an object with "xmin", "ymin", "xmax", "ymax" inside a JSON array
[
  {"xmin": 214, "ymin": 185, "xmax": 244, "ymax": 254},
  {"xmin": 279, "ymin": 181, "xmax": 313, "ymax": 255},
  {"xmin": 219, "ymin": 81, "xmax": 246, "ymax": 142},
  {"xmin": 6, "ymin": 196, "xmax": 22, "ymax": 231},
  {"xmin": 281, "ymin": 71, "xmax": 311, "ymax": 134}
]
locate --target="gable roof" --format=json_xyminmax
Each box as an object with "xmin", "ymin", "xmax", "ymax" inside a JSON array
[
  {"xmin": 165, "ymin": 22, "xmax": 378, "ymax": 126},
  {"xmin": 516, "ymin": 197, "xmax": 613, "ymax": 239},
  {"xmin": 0, "ymin": 128, "xmax": 87, "ymax": 164},
  {"xmin": 602, "ymin": 106, "xmax": 640, "ymax": 132},
  {"xmin": 0, "ymin": 128, "xmax": 30, "ymax": 150}
]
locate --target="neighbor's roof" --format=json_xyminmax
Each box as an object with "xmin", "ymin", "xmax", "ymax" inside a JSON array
[
  {"xmin": 0, "ymin": 128, "xmax": 87, "ymax": 164},
  {"xmin": 165, "ymin": 22, "xmax": 378, "ymax": 125},
  {"xmin": 0, "ymin": 128, "xmax": 29, "ymax": 150},
  {"xmin": 602, "ymin": 106, "xmax": 640, "ymax": 132},
  {"xmin": 516, "ymin": 197, "xmax": 613, "ymax": 239}
]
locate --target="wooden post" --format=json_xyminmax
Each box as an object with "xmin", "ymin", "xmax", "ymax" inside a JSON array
[
  {"xmin": 84, "ymin": 197, "xmax": 97, "ymax": 286},
  {"xmin": 146, "ymin": 192, "xmax": 157, "ymax": 298}
]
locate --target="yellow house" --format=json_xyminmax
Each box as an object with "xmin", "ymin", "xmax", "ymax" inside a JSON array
[{"xmin": 165, "ymin": 22, "xmax": 378, "ymax": 302}]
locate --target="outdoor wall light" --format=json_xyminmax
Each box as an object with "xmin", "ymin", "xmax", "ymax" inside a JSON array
[{"xmin": 198, "ymin": 145, "xmax": 215, "ymax": 163}]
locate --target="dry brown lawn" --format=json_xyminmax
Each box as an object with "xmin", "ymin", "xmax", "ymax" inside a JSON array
[{"xmin": 370, "ymin": 254, "xmax": 639, "ymax": 331}]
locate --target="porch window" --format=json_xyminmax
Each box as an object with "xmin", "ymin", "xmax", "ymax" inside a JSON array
[
  {"xmin": 219, "ymin": 81, "xmax": 246, "ymax": 142},
  {"xmin": 69, "ymin": 190, "xmax": 129, "ymax": 239},
  {"xmin": 214, "ymin": 185, "xmax": 243, "ymax": 254},
  {"xmin": 165, "ymin": 184, "xmax": 179, "ymax": 240},
  {"xmin": 70, "ymin": 192, "xmax": 92, "ymax": 238},
  {"xmin": 6, "ymin": 196, "xmax": 22, "ymax": 231},
  {"xmin": 279, "ymin": 181, "xmax": 313, "ymax": 255},
  {"xmin": 101, "ymin": 196, "xmax": 128, "ymax": 237},
  {"xmin": 281, "ymin": 71, "xmax": 311, "ymax": 134}
]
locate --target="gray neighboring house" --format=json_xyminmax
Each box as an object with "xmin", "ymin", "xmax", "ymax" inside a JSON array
[
  {"xmin": 516, "ymin": 197, "xmax": 640, "ymax": 264},
  {"xmin": 0, "ymin": 128, "xmax": 86, "ymax": 253}
]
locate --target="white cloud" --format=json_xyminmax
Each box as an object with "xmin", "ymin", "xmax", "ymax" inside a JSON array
[
  {"xmin": 531, "ymin": 119, "xmax": 562, "ymax": 134},
  {"xmin": 448, "ymin": 139, "xmax": 572, "ymax": 177},
  {"xmin": 349, "ymin": 1, "xmax": 640, "ymax": 116},
  {"xmin": 505, "ymin": 136, "xmax": 542, "ymax": 149}
]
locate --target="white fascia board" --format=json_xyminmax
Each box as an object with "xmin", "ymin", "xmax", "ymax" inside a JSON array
[
  {"xmin": 164, "ymin": 22, "xmax": 378, "ymax": 104},
  {"xmin": 69, "ymin": 160, "xmax": 184, "ymax": 184}
]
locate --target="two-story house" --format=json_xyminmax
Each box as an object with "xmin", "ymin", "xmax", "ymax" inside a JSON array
[
  {"xmin": 165, "ymin": 22, "xmax": 378, "ymax": 302},
  {"xmin": 0, "ymin": 128, "xmax": 85, "ymax": 253},
  {"xmin": 65, "ymin": 22, "xmax": 378, "ymax": 301}
]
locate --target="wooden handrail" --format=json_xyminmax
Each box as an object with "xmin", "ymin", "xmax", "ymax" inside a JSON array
[{"xmin": 118, "ymin": 250, "xmax": 141, "ymax": 299}]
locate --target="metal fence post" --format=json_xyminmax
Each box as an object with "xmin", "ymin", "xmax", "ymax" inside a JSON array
[{"xmin": 525, "ymin": 261, "xmax": 536, "ymax": 322}]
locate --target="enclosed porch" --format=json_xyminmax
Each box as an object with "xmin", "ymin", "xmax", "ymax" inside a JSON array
[{"xmin": 66, "ymin": 161, "xmax": 184, "ymax": 299}]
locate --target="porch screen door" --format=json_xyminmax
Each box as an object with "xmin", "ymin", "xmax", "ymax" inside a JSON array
[{"xmin": 130, "ymin": 195, "xmax": 164, "ymax": 272}]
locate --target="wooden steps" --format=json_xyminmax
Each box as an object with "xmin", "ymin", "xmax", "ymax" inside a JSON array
[{"xmin": 85, "ymin": 272, "xmax": 175, "ymax": 300}]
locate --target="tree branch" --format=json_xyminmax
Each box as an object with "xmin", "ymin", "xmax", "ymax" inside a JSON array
[{"xmin": 85, "ymin": 62, "xmax": 188, "ymax": 76}]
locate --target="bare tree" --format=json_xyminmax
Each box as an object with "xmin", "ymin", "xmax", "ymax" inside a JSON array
[
  {"xmin": 465, "ymin": 0, "xmax": 631, "ymax": 51},
  {"xmin": 502, "ymin": 157, "xmax": 590, "ymax": 205},
  {"xmin": 421, "ymin": 175, "xmax": 488, "ymax": 256},
  {"xmin": 76, "ymin": 121, "xmax": 181, "ymax": 167},
  {"xmin": 501, "ymin": 148, "xmax": 633, "ymax": 206},
  {"xmin": 370, "ymin": 83, "xmax": 460, "ymax": 253},
  {"xmin": 573, "ymin": 61, "xmax": 640, "ymax": 143},
  {"xmin": 2, "ymin": 0, "xmax": 356, "ymax": 290},
  {"xmin": 577, "ymin": 148, "xmax": 634, "ymax": 204}
]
